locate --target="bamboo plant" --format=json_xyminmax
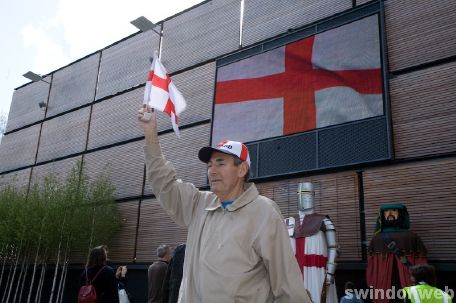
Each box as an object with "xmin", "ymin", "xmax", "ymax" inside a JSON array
[{"xmin": 0, "ymin": 161, "xmax": 120, "ymax": 303}]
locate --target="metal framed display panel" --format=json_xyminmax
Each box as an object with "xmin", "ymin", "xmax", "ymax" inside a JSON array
[{"xmin": 211, "ymin": 2, "xmax": 393, "ymax": 180}]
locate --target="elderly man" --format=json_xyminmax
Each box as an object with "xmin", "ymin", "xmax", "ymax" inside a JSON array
[
  {"xmin": 148, "ymin": 245, "xmax": 172, "ymax": 303},
  {"xmin": 138, "ymin": 107, "xmax": 311, "ymax": 303}
]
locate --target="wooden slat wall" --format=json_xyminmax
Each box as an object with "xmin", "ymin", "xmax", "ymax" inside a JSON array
[
  {"xmin": 84, "ymin": 140, "xmax": 145, "ymax": 199},
  {"xmin": 171, "ymin": 62, "xmax": 215, "ymax": 126},
  {"xmin": 46, "ymin": 53, "xmax": 99, "ymax": 117},
  {"xmin": 136, "ymin": 198, "xmax": 187, "ymax": 263},
  {"xmin": 88, "ymin": 88, "xmax": 144, "ymax": 150},
  {"xmin": 109, "ymin": 200, "xmax": 139, "ymax": 263},
  {"xmin": 256, "ymin": 171, "xmax": 362, "ymax": 261},
  {"xmin": 390, "ymin": 61, "xmax": 456, "ymax": 159},
  {"xmin": 242, "ymin": 0, "xmax": 352, "ymax": 47},
  {"xmin": 96, "ymin": 31, "xmax": 160, "ymax": 100},
  {"xmin": 37, "ymin": 107, "xmax": 90, "ymax": 163},
  {"xmin": 161, "ymin": 0, "xmax": 240, "ymax": 73},
  {"xmin": 88, "ymin": 61, "xmax": 215, "ymax": 150},
  {"xmin": 385, "ymin": 0, "xmax": 456, "ymax": 71},
  {"xmin": 30, "ymin": 156, "xmax": 82, "ymax": 186},
  {"xmin": 5, "ymin": 77, "xmax": 49, "ymax": 133},
  {"xmin": 69, "ymin": 246, "xmax": 89, "ymax": 264},
  {"xmin": 363, "ymin": 158, "xmax": 456, "ymax": 261},
  {"xmin": 68, "ymin": 201, "xmax": 140, "ymax": 264},
  {"xmin": 143, "ymin": 124, "xmax": 210, "ymax": 196},
  {"xmin": 315, "ymin": 174, "xmax": 361, "ymax": 261},
  {"xmin": 0, "ymin": 168, "xmax": 31, "ymax": 191},
  {"xmin": 0, "ymin": 124, "xmax": 41, "ymax": 172}
]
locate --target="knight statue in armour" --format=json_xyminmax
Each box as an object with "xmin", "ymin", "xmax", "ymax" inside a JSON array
[{"xmin": 286, "ymin": 182, "xmax": 338, "ymax": 303}]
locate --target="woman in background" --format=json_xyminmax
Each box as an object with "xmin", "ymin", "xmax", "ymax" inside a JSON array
[{"xmin": 79, "ymin": 245, "xmax": 119, "ymax": 303}]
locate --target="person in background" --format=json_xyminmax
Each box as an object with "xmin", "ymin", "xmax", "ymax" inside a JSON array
[
  {"xmin": 162, "ymin": 243, "xmax": 186, "ymax": 303},
  {"xmin": 340, "ymin": 281, "xmax": 364, "ymax": 303},
  {"xmin": 79, "ymin": 245, "xmax": 119, "ymax": 303},
  {"xmin": 404, "ymin": 264, "xmax": 452, "ymax": 303},
  {"xmin": 148, "ymin": 244, "xmax": 172, "ymax": 303},
  {"xmin": 116, "ymin": 265, "xmax": 133, "ymax": 303},
  {"xmin": 138, "ymin": 106, "xmax": 312, "ymax": 303},
  {"xmin": 101, "ymin": 244, "xmax": 114, "ymax": 268}
]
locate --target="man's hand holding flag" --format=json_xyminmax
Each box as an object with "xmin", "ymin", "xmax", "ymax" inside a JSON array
[{"xmin": 143, "ymin": 51, "xmax": 187, "ymax": 137}]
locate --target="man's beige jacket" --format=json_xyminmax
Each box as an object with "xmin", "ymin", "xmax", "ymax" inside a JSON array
[{"xmin": 145, "ymin": 144, "xmax": 312, "ymax": 303}]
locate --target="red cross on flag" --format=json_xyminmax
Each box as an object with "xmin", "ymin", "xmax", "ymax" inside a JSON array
[
  {"xmin": 144, "ymin": 51, "xmax": 187, "ymax": 137},
  {"xmin": 212, "ymin": 15, "xmax": 383, "ymax": 145}
]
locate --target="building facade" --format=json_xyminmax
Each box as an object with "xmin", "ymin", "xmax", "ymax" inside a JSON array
[{"xmin": 1, "ymin": 0, "xmax": 455, "ymax": 301}]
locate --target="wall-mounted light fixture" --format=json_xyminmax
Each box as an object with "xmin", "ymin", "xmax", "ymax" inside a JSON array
[
  {"xmin": 23, "ymin": 71, "xmax": 50, "ymax": 84},
  {"xmin": 38, "ymin": 101, "xmax": 47, "ymax": 111},
  {"xmin": 130, "ymin": 16, "xmax": 162, "ymax": 36}
]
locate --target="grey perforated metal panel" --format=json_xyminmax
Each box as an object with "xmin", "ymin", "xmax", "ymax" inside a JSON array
[
  {"xmin": 318, "ymin": 117, "xmax": 389, "ymax": 168},
  {"xmin": 0, "ymin": 124, "xmax": 40, "ymax": 172},
  {"xmin": 256, "ymin": 172, "xmax": 362, "ymax": 261},
  {"xmin": 237, "ymin": 120, "xmax": 392, "ymax": 180},
  {"xmin": 390, "ymin": 61, "xmax": 456, "ymax": 159},
  {"xmin": 357, "ymin": 0, "xmax": 374, "ymax": 5},
  {"xmin": 136, "ymin": 198, "xmax": 187, "ymax": 263},
  {"xmin": 0, "ymin": 168, "xmax": 31, "ymax": 191},
  {"xmin": 84, "ymin": 140, "xmax": 144, "ymax": 199},
  {"xmin": 246, "ymin": 117, "xmax": 390, "ymax": 179},
  {"xmin": 256, "ymin": 132, "xmax": 317, "ymax": 177},
  {"xmin": 144, "ymin": 124, "xmax": 210, "ymax": 196},
  {"xmin": 245, "ymin": 143, "xmax": 258, "ymax": 179},
  {"xmin": 161, "ymin": 0, "xmax": 240, "ymax": 73},
  {"xmin": 364, "ymin": 158, "xmax": 456, "ymax": 260},
  {"xmin": 109, "ymin": 200, "xmax": 139, "ymax": 263},
  {"xmin": 46, "ymin": 53, "xmax": 100, "ymax": 117},
  {"xmin": 96, "ymin": 31, "xmax": 160, "ymax": 100},
  {"xmin": 30, "ymin": 156, "xmax": 82, "ymax": 186},
  {"xmin": 242, "ymin": 0, "xmax": 352, "ymax": 47},
  {"xmin": 385, "ymin": 0, "xmax": 456, "ymax": 71},
  {"xmin": 37, "ymin": 107, "xmax": 90, "ymax": 163},
  {"xmin": 88, "ymin": 88, "xmax": 145, "ymax": 150},
  {"xmin": 6, "ymin": 76, "xmax": 50, "ymax": 132}
]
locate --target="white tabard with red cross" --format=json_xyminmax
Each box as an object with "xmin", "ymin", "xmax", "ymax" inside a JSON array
[{"xmin": 289, "ymin": 217, "xmax": 338, "ymax": 303}]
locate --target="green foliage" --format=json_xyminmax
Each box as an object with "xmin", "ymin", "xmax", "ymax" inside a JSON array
[
  {"xmin": 0, "ymin": 185, "xmax": 28, "ymax": 260},
  {"xmin": 0, "ymin": 160, "xmax": 120, "ymax": 264}
]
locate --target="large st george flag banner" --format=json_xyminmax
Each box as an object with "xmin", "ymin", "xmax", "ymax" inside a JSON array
[{"xmin": 212, "ymin": 15, "xmax": 384, "ymax": 145}]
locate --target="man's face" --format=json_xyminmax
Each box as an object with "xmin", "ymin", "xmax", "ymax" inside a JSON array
[
  {"xmin": 384, "ymin": 209, "xmax": 399, "ymax": 221},
  {"xmin": 207, "ymin": 151, "xmax": 246, "ymax": 200}
]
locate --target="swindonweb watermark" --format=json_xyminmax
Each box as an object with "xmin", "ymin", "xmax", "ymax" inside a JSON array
[{"xmin": 345, "ymin": 286, "xmax": 454, "ymax": 300}]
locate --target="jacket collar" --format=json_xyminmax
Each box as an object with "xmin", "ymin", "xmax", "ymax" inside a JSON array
[{"xmin": 205, "ymin": 183, "xmax": 258, "ymax": 212}]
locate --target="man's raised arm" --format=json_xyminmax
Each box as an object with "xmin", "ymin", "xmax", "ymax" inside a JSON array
[
  {"xmin": 137, "ymin": 106, "xmax": 158, "ymax": 144},
  {"xmin": 137, "ymin": 106, "xmax": 200, "ymax": 228}
]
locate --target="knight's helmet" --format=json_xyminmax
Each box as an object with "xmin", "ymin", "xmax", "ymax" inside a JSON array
[{"xmin": 297, "ymin": 182, "xmax": 315, "ymax": 211}]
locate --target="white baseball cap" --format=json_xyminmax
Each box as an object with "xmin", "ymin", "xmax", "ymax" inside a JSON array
[{"xmin": 198, "ymin": 140, "xmax": 251, "ymax": 167}]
